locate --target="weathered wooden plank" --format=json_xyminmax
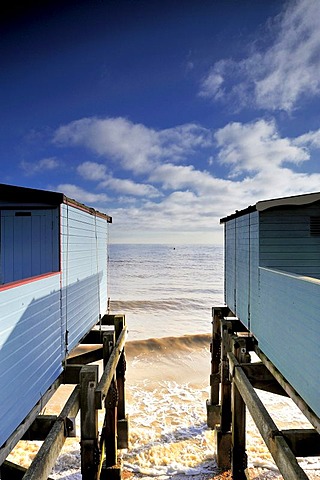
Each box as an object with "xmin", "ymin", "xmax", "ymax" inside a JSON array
[
  {"xmin": 114, "ymin": 315, "xmax": 125, "ymax": 341},
  {"xmin": 207, "ymin": 308, "xmax": 226, "ymax": 428},
  {"xmin": 228, "ymin": 352, "xmax": 309, "ymax": 480},
  {"xmin": 22, "ymin": 415, "xmax": 58, "ymax": 441},
  {"xmin": 231, "ymin": 339, "xmax": 248, "ymax": 480},
  {"xmin": 220, "ymin": 325, "xmax": 232, "ymax": 433},
  {"xmin": 101, "ymin": 314, "xmax": 126, "ymax": 326},
  {"xmin": 95, "ymin": 328, "xmax": 127, "ymax": 409},
  {"xmin": 67, "ymin": 347, "xmax": 103, "ymax": 365},
  {"xmin": 282, "ymin": 429, "xmax": 320, "ymax": 457},
  {"xmin": 63, "ymin": 364, "xmax": 83, "ymax": 383},
  {"xmin": 0, "ymin": 460, "xmax": 55, "ymax": 480},
  {"xmin": 116, "ymin": 340, "xmax": 128, "ymax": 450},
  {"xmin": 102, "ymin": 331, "xmax": 118, "ymax": 468},
  {"xmin": 240, "ymin": 363, "xmax": 288, "ymax": 396},
  {"xmin": 22, "ymin": 385, "xmax": 80, "ymax": 480},
  {"xmin": 271, "ymin": 436, "xmax": 309, "ymax": 480},
  {"xmin": 100, "ymin": 329, "xmax": 122, "ymax": 479},
  {"xmin": 222, "ymin": 317, "xmax": 249, "ymax": 333},
  {"xmin": 80, "ymin": 366, "xmax": 99, "ymax": 480},
  {"xmin": 81, "ymin": 327, "xmax": 114, "ymax": 345},
  {"xmin": 212, "ymin": 308, "xmax": 228, "ymax": 404},
  {"xmin": 1, "ymin": 461, "xmax": 27, "ymax": 480}
]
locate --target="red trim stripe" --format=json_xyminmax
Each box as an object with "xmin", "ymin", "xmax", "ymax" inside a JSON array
[{"xmin": 0, "ymin": 271, "xmax": 61, "ymax": 291}]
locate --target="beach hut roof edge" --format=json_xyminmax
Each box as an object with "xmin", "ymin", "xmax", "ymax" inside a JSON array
[
  {"xmin": 220, "ymin": 191, "xmax": 320, "ymax": 223},
  {"xmin": 0, "ymin": 183, "xmax": 112, "ymax": 222}
]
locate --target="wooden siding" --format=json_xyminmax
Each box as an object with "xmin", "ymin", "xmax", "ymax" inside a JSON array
[
  {"xmin": 0, "ymin": 274, "xmax": 62, "ymax": 448},
  {"xmin": 224, "ymin": 212, "xmax": 259, "ymax": 328},
  {"xmin": 255, "ymin": 267, "xmax": 320, "ymax": 418},
  {"xmin": 60, "ymin": 204, "xmax": 109, "ymax": 353},
  {"xmin": 260, "ymin": 204, "xmax": 320, "ymax": 278},
  {"xmin": 96, "ymin": 215, "xmax": 109, "ymax": 314},
  {"xmin": 249, "ymin": 212, "xmax": 259, "ymax": 327},
  {"xmin": 235, "ymin": 215, "xmax": 250, "ymax": 327},
  {"xmin": 225, "ymin": 219, "xmax": 236, "ymax": 313}
]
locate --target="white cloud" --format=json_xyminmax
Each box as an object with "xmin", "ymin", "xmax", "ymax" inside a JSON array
[
  {"xmin": 77, "ymin": 160, "xmax": 160, "ymax": 198},
  {"xmin": 77, "ymin": 161, "xmax": 107, "ymax": 180},
  {"xmin": 54, "ymin": 116, "xmax": 319, "ymax": 244},
  {"xmin": 54, "ymin": 117, "xmax": 211, "ymax": 175},
  {"xmin": 199, "ymin": 65, "xmax": 225, "ymax": 100},
  {"xmin": 200, "ymin": 0, "xmax": 320, "ymax": 112},
  {"xmin": 54, "ymin": 117, "xmax": 159, "ymax": 173},
  {"xmin": 20, "ymin": 157, "xmax": 59, "ymax": 176},
  {"xmin": 150, "ymin": 163, "xmax": 226, "ymax": 196},
  {"xmin": 56, "ymin": 183, "xmax": 109, "ymax": 204},
  {"xmin": 113, "ymin": 116, "xmax": 320, "ymax": 242},
  {"xmin": 214, "ymin": 119, "xmax": 309, "ymax": 176},
  {"xmin": 255, "ymin": 0, "xmax": 320, "ymax": 111},
  {"xmin": 99, "ymin": 177, "xmax": 160, "ymax": 198},
  {"xmin": 75, "ymin": 155, "xmax": 320, "ymax": 244},
  {"xmin": 294, "ymin": 128, "xmax": 320, "ymax": 149}
]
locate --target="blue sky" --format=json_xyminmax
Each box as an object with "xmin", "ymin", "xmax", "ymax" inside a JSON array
[{"xmin": 1, "ymin": 0, "xmax": 320, "ymax": 244}]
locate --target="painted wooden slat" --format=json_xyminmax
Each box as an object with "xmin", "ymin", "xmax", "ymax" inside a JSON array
[
  {"xmin": 0, "ymin": 274, "xmax": 62, "ymax": 448},
  {"xmin": 254, "ymin": 268, "xmax": 320, "ymax": 418},
  {"xmin": 259, "ymin": 205, "xmax": 320, "ymax": 278},
  {"xmin": 225, "ymin": 219, "xmax": 236, "ymax": 313},
  {"xmin": 60, "ymin": 204, "xmax": 109, "ymax": 354}
]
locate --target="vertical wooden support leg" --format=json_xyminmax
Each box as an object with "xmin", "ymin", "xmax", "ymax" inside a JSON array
[
  {"xmin": 220, "ymin": 321, "xmax": 232, "ymax": 433},
  {"xmin": 215, "ymin": 318, "xmax": 232, "ymax": 470},
  {"xmin": 103, "ymin": 331, "xmax": 117, "ymax": 466},
  {"xmin": 207, "ymin": 307, "xmax": 228, "ymax": 428},
  {"xmin": 80, "ymin": 365, "xmax": 99, "ymax": 480},
  {"xmin": 114, "ymin": 315, "xmax": 129, "ymax": 449},
  {"xmin": 100, "ymin": 330, "xmax": 121, "ymax": 480},
  {"xmin": 104, "ymin": 378, "xmax": 118, "ymax": 468},
  {"xmin": 231, "ymin": 338, "xmax": 248, "ymax": 480},
  {"xmin": 116, "ymin": 350, "xmax": 128, "ymax": 449}
]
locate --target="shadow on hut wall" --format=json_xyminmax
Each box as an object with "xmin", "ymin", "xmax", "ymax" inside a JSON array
[{"xmin": 0, "ymin": 270, "xmax": 104, "ymax": 449}]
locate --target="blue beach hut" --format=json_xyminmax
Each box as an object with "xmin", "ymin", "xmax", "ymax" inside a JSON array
[
  {"xmin": 220, "ymin": 191, "xmax": 320, "ymax": 421},
  {"xmin": 0, "ymin": 184, "xmax": 111, "ymax": 448}
]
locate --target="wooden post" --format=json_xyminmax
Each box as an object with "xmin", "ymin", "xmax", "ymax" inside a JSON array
[
  {"xmin": 114, "ymin": 317, "xmax": 125, "ymax": 421},
  {"xmin": 100, "ymin": 331, "xmax": 121, "ymax": 480},
  {"xmin": 230, "ymin": 337, "xmax": 248, "ymax": 480},
  {"xmin": 103, "ymin": 331, "xmax": 117, "ymax": 466},
  {"xmin": 207, "ymin": 306, "xmax": 229, "ymax": 428},
  {"xmin": 214, "ymin": 317, "xmax": 233, "ymax": 470},
  {"xmin": 220, "ymin": 319, "xmax": 233, "ymax": 433},
  {"xmin": 114, "ymin": 315, "xmax": 129, "ymax": 449},
  {"xmin": 80, "ymin": 365, "xmax": 99, "ymax": 480}
]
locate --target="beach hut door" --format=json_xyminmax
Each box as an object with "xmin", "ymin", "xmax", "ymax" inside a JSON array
[{"xmin": 0, "ymin": 209, "xmax": 59, "ymax": 284}]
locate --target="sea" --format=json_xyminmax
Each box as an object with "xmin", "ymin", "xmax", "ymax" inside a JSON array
[{"xmin": 7, "ymin": 244, "xmax": 320, "ymax": 479}]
